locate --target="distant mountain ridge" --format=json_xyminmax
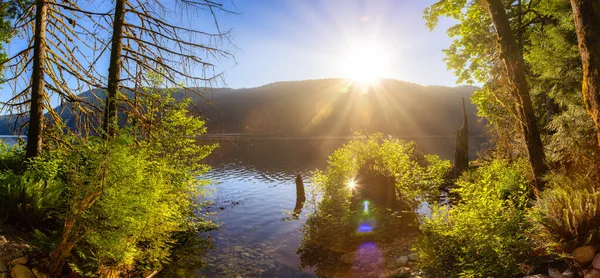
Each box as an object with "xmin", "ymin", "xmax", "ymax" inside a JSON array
[
  {"xmin": 196, "ymin": 79, "xmax": 483, "ymax": 137},
  {"xmin": 0, "ymin": 78, "xmax": 483, "ymax": 137}
]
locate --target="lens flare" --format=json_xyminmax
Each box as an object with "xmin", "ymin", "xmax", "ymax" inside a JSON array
[
  {"xmin": 357, "ymin": 219, "xmax": 376, "ymax": 234},
  {"xmin": 357, "ymin": 223, "xmax": 373, "ymax": 233},
  {"xmin": 352, "ymin": 242, "xmax": 382, "ymax": 272},
  {"xmin": 348, "ymin": 179, "xmax": 357, "ymax": 189},
  {"xmin": 363, "ymin": 200, "xmax": 369, "ymax": 213}
]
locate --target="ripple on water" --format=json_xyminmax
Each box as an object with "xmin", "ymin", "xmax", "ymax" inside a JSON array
[{"xmin": 200, "ymin": 161, "xmax": 317, "ymax": 277}]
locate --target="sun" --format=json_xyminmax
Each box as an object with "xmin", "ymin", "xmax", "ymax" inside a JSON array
[{"xmin": 341, "ymin": 41, "xmax": 390, "ymax": 85}]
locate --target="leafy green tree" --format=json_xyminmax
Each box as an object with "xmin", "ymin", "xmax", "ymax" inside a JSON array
[
  {"xmin": 425, "ymin": 0, "xmax": 548, "ymax": 191},
  {"xmin": 0, "ymin": 1, "xmax": 27, "ymax": 72}
]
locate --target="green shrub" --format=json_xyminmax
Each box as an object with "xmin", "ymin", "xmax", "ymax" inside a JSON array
[
  {"xmin": 0, "ymin": 143, "xmax": 64, "ymax": 227},
  {"xmin": 0, "ymin": 141, "xmax": 26, "ymax": 173},
  {"xmin": 310, "ymin": 134, "xmax": 451, "ymax": 209},
  {"xmin": 529, "ymin": 174, "xmax": 600, "ymax": 255},
  {"xmin": 45, "ymin": 92, "xmax": 217, "ymax": 276},
  {"xmin": 297, "ymin": 135, "xmax": 450, "ymax": 276},
  {"xmin": 415, "ymin": 159, "xmax": 535, "ymax": 277}
]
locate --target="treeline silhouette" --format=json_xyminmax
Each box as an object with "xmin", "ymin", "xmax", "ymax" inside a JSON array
[{"xmin": 1, "ymin": 78, "xmax": 483, "ymax": 137}]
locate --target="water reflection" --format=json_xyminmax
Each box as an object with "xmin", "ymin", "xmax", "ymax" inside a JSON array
[
  {"xmin": 297, "ymin": 181, "xmax": 420, "ymax": 277},
  {"xmin": 179, "ymin": 136, "xmax": 483, "ymax": 277}
]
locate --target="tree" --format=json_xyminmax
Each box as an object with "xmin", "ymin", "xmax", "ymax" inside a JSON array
[
  {"xmin": 484, "ymin": 0, "xmax": 548, "ymax": 190},
  {"xmin": 102, "ymin": 0, "xmax": 235, "ymax": 138},
  {"xmin": 1, "ymin": 0, "xmax": 108, "ymax": 157},
  {"xmin": 425, "ymin": 0, "xmax": 548, "ymax": 190},
  {"xmin": 569, "ymin": 0, "xmax": 600, "ymax": 147},
  {"xmin": 102, "ymin": 0, "xmax": 126, "ymax": 137},
  {"xmin": 26, "ymin": 0, "xmax": 47, "ymax": 158}
]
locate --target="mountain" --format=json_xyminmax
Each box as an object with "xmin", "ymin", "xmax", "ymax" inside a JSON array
[
  {"xmin": 0, "ymin": 78, "xmax": 483, "ymax": 137},
  {"xmin": 196, "ymin": 79, "xmax": 483, "ymax": 137}
]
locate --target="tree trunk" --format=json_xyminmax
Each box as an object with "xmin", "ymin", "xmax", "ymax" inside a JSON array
[
  {"xmin": 453, "ymin": 97, "xmax": 469, "ymax": 176},
  {"xmin": 103, "ymin": 0, "xmax": 126, "ymax": 137},
  {"xmin": 25, "ymin": 0, "xmax": 48, "ymax": 158},
  {"xmin": 485, "ymin": 0, "xmax": 548, "ymax": 192},
  {"xmin": 570, "ymin": 0, "xmax": 600, "ymax": 147}
]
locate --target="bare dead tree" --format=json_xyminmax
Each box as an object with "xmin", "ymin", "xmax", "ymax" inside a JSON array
[
  {"xmin": 1, "ymin": 0, "xmax": 110, "ymax": 157},
  {"xmin": 102, "ymin": 0, "xmax": 237, "ymax": 137}
]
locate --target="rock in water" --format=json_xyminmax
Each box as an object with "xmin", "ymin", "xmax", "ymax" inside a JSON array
[
  {"xmin": 548, "ymin": 268, "xmax": 574, "ymax": 278},
  {"xmin": 572, "ymin": 246, "xmax": 596, "ymax": 265},
  {"xmin": 10, "ymin": 265, "xmax": 35, "ymax": 278},
  {"xmin": 408, "ymin": 253, "xmax": 419, "ymax": 261},
  {"xmin": 32, "ymin": 268, "xmax": 49, "ymax": 278}
]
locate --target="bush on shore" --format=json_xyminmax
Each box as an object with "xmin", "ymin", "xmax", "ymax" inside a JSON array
[
  {"xmin": 415, "ymin": 159, "xmax": 535, "ymax": 277},
  {"xmin": 0, "ymin": 92, "xmax": 217, "ymax": 277}
]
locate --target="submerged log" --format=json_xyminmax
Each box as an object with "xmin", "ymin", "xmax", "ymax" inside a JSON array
[
  {"xmin": 453, "ymin": 97, "xmax": 469, "ymax": 177},
  {"xmin": 293, "ymin": 174, "xmax": 306, "ymax": 217},
  {"xmin": 296, "ymin": 174, "xmax": 306, "ymax": 203}
]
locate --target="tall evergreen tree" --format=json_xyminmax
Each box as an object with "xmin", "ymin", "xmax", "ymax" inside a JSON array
[
  {"xmin": 26, "ymin": 0, "xmax": 48, "ymax": 158},
  {"xmin": 103, "ymin": 0, "xmax": 126, "ymax": 137}
]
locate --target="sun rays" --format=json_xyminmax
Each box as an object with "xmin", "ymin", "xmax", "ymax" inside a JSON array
[{"xmin": 341, "ymin": 41, "xmax": 391, "ymax": 86}]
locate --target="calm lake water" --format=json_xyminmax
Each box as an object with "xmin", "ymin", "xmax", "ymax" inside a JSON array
[
  {"xmin": 197, "ymin": 136, "xmax": 484, "ymax": 277},
  {"xmin": 0, "ymin": 135, "xmax": 26, "ymax": 146},
  {"xmin": 0, "ymin": 135, "xmax": 484, "ymax": 277}
]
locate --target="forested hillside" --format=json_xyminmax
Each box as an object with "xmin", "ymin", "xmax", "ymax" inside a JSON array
[
  {"xmin": 1, "ymin": 78, "xmax": 483, "ymax": 137},
  {"xmin": 198, "ymin": 79, "xmax": 482, "ymax": 136}
]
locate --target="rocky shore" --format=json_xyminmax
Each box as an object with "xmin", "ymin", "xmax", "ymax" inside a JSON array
[{"xmin": 0, "ymin": 226, "xmax": 48, "ymax": 278}]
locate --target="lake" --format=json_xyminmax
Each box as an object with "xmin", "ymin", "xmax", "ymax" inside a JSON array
[
  {"xmin": 196, "ymin": 136, "xmax": 485, "ymax": 277},
  {"xmin": 0, "ymin": 134, "xmax": 484, "ymax": 277},
  {"xmin": 0, "ymin": 135, "xmax": 26, "ymax": 146}
]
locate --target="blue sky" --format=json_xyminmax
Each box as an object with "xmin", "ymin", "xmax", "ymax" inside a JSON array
[
  {"xmin": 2, "ymin": 0, "xmax": 459, "ymax": 104},
  {"xmin": 217, "ymin": 0, "xmax": 459, "ymax": 88}
]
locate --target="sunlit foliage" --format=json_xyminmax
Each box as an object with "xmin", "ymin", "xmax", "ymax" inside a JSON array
[
  {"xmin": 0, "ymin": 89, "xmax": 217, "ymax": 276},
  {"xmin": 297, "ymin": 135, "xmax": 451, "ymax": 276},
  {"xmin": 310, "ymin": 134, "xmax": 451, "ymax": 209},
  {"xmin": 416, "ymin": 159, "xmax": 535, "ymax": 277},
  {"xmin": 529, "ymin": 174, "xmax": 600, "ymax": 256}
]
